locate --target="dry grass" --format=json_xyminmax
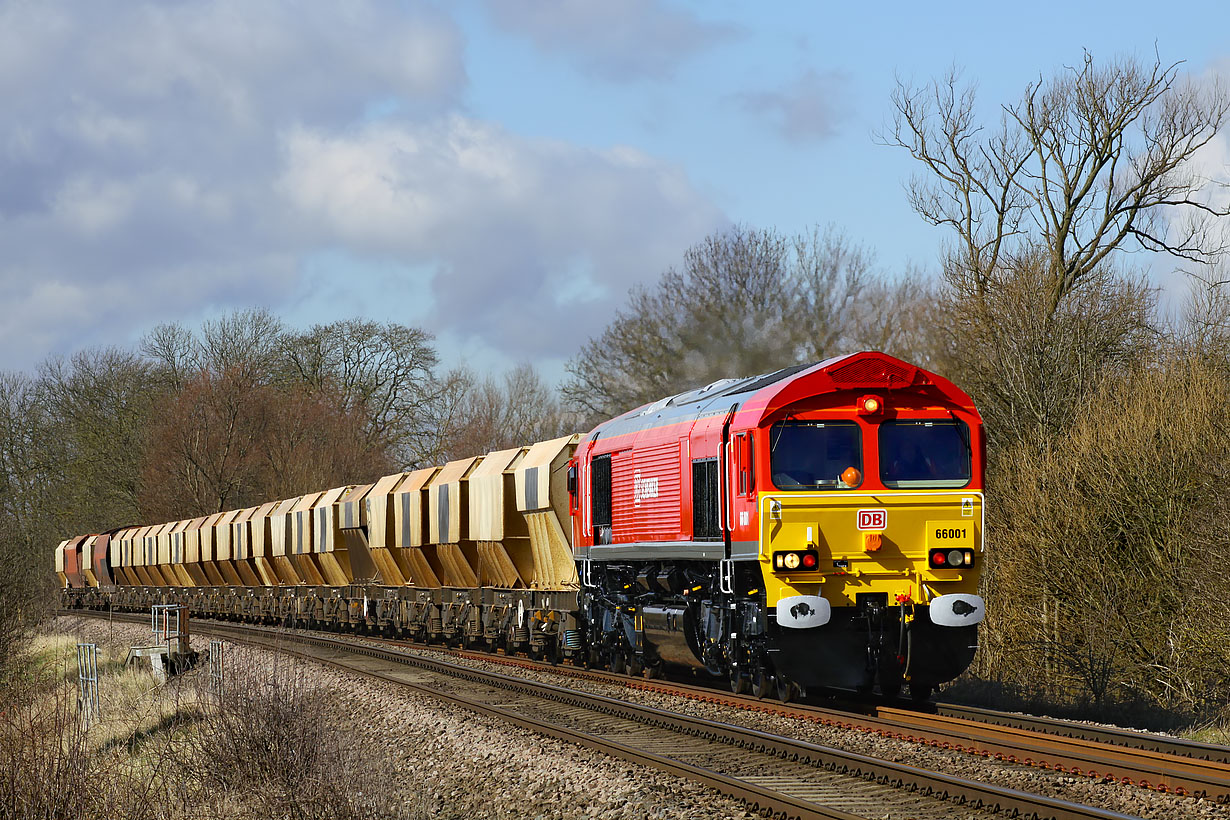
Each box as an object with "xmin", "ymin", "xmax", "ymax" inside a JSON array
[
  {"xmin": 1, "ymin": 629, "xmax": 426, "ymax": 820},
  {"xmin": 1184, "ymin": 720, "xmax": 1230, "ymax": 746}
]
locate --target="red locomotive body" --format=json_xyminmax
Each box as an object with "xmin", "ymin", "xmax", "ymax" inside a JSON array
[{"xmin": 572, "ymin": 352, "xmax": 984, "ymax": 697}]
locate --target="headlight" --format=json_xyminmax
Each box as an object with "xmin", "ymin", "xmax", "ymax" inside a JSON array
[
  {"xmin": 929, "ymin": 549, "xmax": 975, "ymax": 570},
  {"xmin": 772, "ymin": 550, "xmax": 820, "ymax": 572}
]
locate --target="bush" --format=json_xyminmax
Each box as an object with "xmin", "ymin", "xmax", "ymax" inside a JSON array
[
  {"xmin": 982, "ymin": 353, "xmax": 1230, "ymax": 715},
  {"xmin": 169, "ymin": 650, "xmax": 417, "ymax": 820}
]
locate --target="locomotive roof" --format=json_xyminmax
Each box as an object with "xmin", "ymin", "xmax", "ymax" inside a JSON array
[{"xmin": 587, "ymin": 351, "xmax": 978, "ymax": 442}]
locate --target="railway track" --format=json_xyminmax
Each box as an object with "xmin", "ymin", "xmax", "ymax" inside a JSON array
[
  {"xmin": 60, "ymin": 609, "xmax": 1201, "ymax": 820},
  {"xmin": 441, "ymin": 642, "xmax": 1230, "ymax": 795},
  {"xmin": 450, "ymin": 648, "xmax": 1230, "ymax": 802}
]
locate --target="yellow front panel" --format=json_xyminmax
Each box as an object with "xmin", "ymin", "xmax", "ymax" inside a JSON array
[{"xmin": 759, "ymin": 491, "xmax": 983, "ymax": 608}]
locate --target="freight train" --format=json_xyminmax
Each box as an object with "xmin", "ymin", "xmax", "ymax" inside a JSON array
[{"xmin": 58, "ymin": 351, "xmax": 985, "ymax": 701}]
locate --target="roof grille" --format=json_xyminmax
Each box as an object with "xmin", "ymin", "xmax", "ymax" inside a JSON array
[{"xmin": 828, "ymin": 358, "xmax": 914, "ymax": 387}]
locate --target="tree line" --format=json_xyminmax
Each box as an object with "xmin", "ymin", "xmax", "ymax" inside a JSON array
[
  {"xmin": 0, "ymin": 313, "xmax": 570, "ymax": 669},
  {"xmin": 3, "ymin": 51, "xmax": 1228, "ymax": 718}
]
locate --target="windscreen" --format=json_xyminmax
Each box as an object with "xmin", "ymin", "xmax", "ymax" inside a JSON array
[
  {"xmin": 879, "ymin": 420, "xmax": 971, "ymax": 488},
  {"xmin": 769, "ymin": 421, "xmax": 861, "ymax": 490}
]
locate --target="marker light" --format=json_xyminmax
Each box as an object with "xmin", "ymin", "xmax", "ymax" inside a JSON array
[
  {"xmin": 929, "ymin": 548, "xmax": 975, "ymax": 570},
  {"xmin": 773, "ymin": 550, "xmax": 820, "ymax": 573},
  {"xmin": 858, "ymin": 394, "xmax": 885, "ymax": 416}
]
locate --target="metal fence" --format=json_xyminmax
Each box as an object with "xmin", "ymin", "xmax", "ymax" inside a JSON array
[
  {"xmin": 151, "ymin": 603, "xmax": 185, "ymax": 650},
  {"xmin": 209, "ymin": 639, "xmax": 225, "ymax": 696},
  {"xmin": 76, "ymin": 643, "xmax": 99, "ymax": 726}
]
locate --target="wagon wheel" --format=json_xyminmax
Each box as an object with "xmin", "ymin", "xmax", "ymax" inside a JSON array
[
  {"xmin": 776, "ymin": 675, "xmax": 796, "ymax": 704},
  {"xmin": 608, "ymin": 649, "xmax": 625, "ymax": 675},
  {"xmin": 625, "ymin": 654, "xmax": 643, "ymax": 678}
]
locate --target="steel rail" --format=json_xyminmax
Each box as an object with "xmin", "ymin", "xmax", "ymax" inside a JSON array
[
  {"xmin": 931, "ymin": 703, "xmax": 1230, "ymax": 764},
  {"xmin": 875, "ymin": 706, "xmax": 1230, "ymax": 800}
]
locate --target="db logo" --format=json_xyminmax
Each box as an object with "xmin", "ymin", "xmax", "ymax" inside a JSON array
[{"xmin": 856, "ymin": 509, "xmax": 886, "ymax": 530}]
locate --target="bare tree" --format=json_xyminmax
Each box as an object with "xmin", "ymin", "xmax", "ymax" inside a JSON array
[
  {"xmin": 140, "ymin": 321, "xmax": 199, "ymax": 392},
  {"xmin": 258, "ymin": 382, "xmax": 392, "ymax": 501},
  {"xmin": 935, "ymin": 252, "xmax": 1156, "ymax": 447},
  {"xmin": 883, "ymin": 52, "xmax": 1229, "ymax": 311},
  {"xmin": 988, "ymin": 353, "xmax": 1230, "ymax": 709},
  {"xmin": 199, "ymin": 308, "xmax": 285, "ymax": 382},
  {"xmin": 845, "ymin": 265, "xmax": 945, "ymax": 368},
  {"xmin": 563, "ymin": 224, "xmax": 876, "ymax": 422},
  {"xmin": 439, "ymin": 364, "xmax": 575, "ymax": 460},
  {"xmin": 279, "ymin": 319, "xmax": 444, "ymax": 467},
  {"xmin": 38, "ymin": 348, "xmax": 162, "ymax": 527},
  {"xmin": 141, "ymin": 368, "xmax": 272, "ymax": 516},
  {"xmin": 0, "ymin": 372, "xmax": 58, "ymax": 662}
]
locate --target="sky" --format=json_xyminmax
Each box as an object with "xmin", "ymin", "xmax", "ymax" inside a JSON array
[{"xmin": 3, "ymin": 0, "xmax": 1229, "ymax": 382}]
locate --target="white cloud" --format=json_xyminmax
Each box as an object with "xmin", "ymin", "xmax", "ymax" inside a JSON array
[
  {"xmin": 0, "ymin": 0, "xmax": 726, "ymax": 373},
  {"xmin": 278, "ymin": 116, "xmax": 726, "ymax": 358},
  {"xmin": 52, "ymin": 177, "xmax": 136, "ymax": 236},
  {"xmin": 477, "ymin": 0, "xmax": 738, "ymax": 81}
]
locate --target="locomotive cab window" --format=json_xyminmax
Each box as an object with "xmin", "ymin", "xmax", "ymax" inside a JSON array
[
  {"xmin": 879, "ymin": 420, "xmax": 971, "ymax": 488},
  {"xmin": 769, "ymin": 421, "xmax": 862, "ymax": 490}
]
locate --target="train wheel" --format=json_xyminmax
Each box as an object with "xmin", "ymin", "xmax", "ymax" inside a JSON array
[
  {"xmin": 642, "ymin": 662, "xmax": 661, "ymax": 680},
  {"xmin": 608, "ymin": 649, "xmax": 625, "ymax": 675},
  {"xmin": 729, "ymin": 669, "xmax": 751, "ymax": 695},
  {"xmin": 626, "ymin": 654, "xmax": 643, "ymax": 677},
  {"xmin": 776, "ymin": 675, "xmax": 796, "ymax": 704},
  {"xmin": 909, "ymin": 681, "xmax": 933, "ymax": 701},
  {"xmin": 752, "ymin": 669, "xmax": 772, "ymax": 699}
]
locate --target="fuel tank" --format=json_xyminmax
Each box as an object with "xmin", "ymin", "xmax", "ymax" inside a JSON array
[{"xmin": 640, "ymin": 604, "xmax": 707, "ymax": 671}]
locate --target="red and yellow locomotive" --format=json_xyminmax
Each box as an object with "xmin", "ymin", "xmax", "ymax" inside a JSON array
[{"xmin": 572, "ymin": 351, "xmax": 984, "ymax": 699}]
